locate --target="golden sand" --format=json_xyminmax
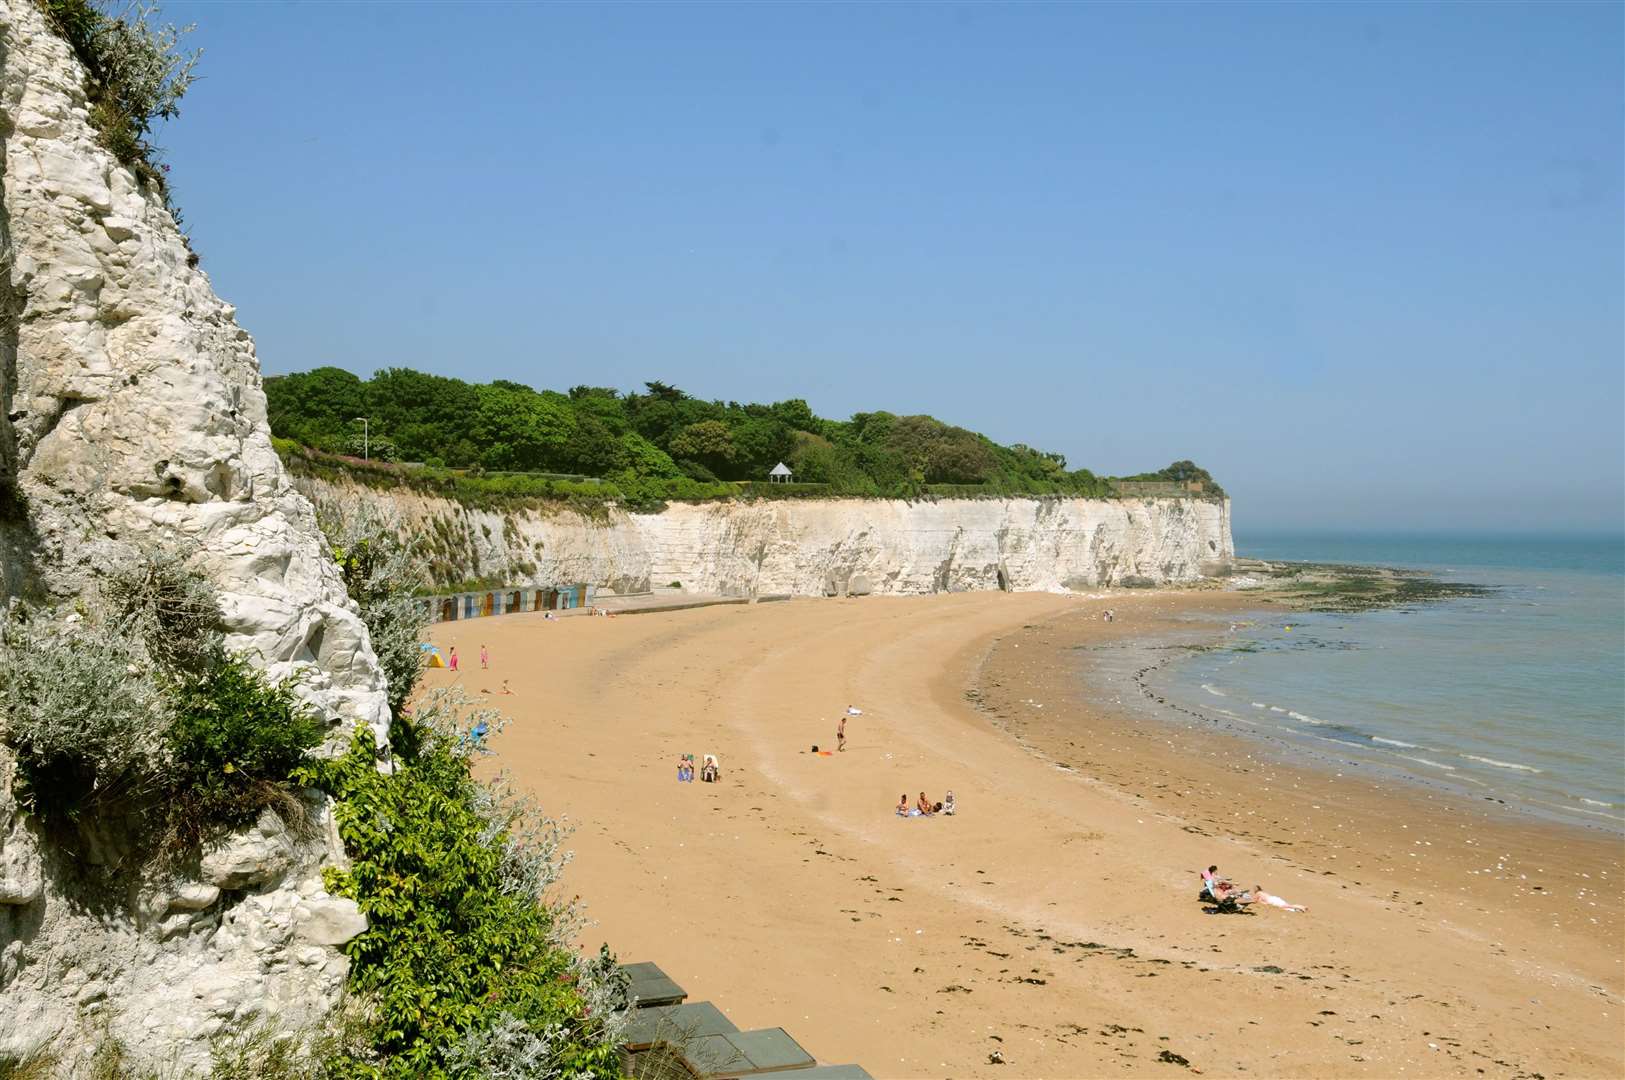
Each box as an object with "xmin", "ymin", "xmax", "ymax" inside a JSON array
[{"xmin": 425, "ymin": 591, "xmax": 1623, "ymax": 1078}]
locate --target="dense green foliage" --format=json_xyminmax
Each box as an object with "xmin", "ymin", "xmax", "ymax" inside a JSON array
[
  {"xmin": 266, "ymin": 367, "xmax": 1220, "ymax": 500},
  {"xmin": 309, "ymin": 521, "xmax": 626, "ymax": 1076},
  {"xmin": 165, "ymin": 654, "xmax": 324, "ymax": 844},
  {"xmin": 39, "ymin": 0, "xmax": 200, "ymax": 198},
  {"xmin": 0, "ymin": 552, "xmax": 320, "ymax": 844},
  {"xmin": 300, "ymin": 718, "xmax": 624, "ymax": 1078}
]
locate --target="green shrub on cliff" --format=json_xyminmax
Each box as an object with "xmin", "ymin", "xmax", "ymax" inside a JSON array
[
  {"xmin": 0, "ymin": 605, "xmax": 171, "ymax": 820},
  {"xmin": 38, "ymin": 0, "xmax": 200, "ymax": 196},
  {"xmin": 164, "ymin": 654, "xmax": 324, "ymax": 847},
  {"xmin": 299, "ymin": 693, "xmax": 626, "ymax": 1078},
  {"xmin": 0, "ymin": 550, "xmax": 318, "ymax": 844}
]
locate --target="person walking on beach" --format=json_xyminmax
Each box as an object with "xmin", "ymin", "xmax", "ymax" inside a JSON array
[
  {"xmin": 480, "ymin": 644, "xmax": 489, "ymax": 670},
  {"xmin": 448, "ymin": 646, "xmax": 459, "ymax": 672},
  {"xmin": 837, "ymin": 715, "xmax": 847, "ymax": 752}
]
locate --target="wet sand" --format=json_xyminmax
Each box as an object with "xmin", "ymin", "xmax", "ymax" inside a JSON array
[{"xmin": 424, "ymin": 590, "xmax": 1623, "ymax": 1078}]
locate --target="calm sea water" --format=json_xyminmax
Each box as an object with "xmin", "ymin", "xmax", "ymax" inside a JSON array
[{"xmin": 1153, "ymin": 533, "xmax": 1625, "ymax": 831}]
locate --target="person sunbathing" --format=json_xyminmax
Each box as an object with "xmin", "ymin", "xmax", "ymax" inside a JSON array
[
  {"xmin": 896, "ymin": 794, "xmax": 910, "ymax": 817},
  {"xmin": 916, "ymin": 792, "xmax": 934, "ymax": 817},
  {"xmin": 942, "ymin": 791, "xmax": 956, "ymax": 816},
  {"xmin": 1253, "ymin": 885, "xmax": 1307, "ymax": 912}
]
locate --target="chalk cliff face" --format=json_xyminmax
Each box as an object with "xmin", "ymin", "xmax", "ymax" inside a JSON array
[
  {"xmin": 0, "ymin": 1, "xmax": 389, "ymax": 1069},
  {"xmin": 296, "ymin": 475, "xmax": 1234, "ymax": 598}
]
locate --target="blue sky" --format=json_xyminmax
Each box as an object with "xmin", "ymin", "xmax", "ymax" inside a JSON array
[{"xmin": 160, "ymin": 1, "xmax": 1622, "ymax": 532}]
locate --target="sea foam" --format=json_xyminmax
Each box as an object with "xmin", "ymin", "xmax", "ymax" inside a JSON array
[{"xmin": 1461, "ymin": 754, "xmax": 1544, "ymax": 774}]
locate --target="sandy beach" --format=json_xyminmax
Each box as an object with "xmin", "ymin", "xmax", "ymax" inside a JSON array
[{"xmin": 424, "ymin": 591, "xmax": 1623, "ymax": 1079}]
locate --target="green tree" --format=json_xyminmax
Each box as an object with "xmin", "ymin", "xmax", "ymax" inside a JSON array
[{"xmin": 668, "ymin": 420, "xmax": 736, "ymax": 476}]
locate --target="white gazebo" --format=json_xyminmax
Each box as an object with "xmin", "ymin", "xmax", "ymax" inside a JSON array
[{"xmin": 768, "ymin": 462, "xmax": 793, "ymax": 484}]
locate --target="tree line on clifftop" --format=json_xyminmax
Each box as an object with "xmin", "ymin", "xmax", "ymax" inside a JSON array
[{"xmin": 265, "ymin": 366, "xmax": 1221, "ymax": 501}]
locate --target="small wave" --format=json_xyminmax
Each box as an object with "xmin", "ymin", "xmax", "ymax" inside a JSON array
[
  {"xmin": 1200, "ymin": 684, "xmax": 1227, "ymax": 698},
  {"xmin": 1268, "ymin": 705, "xmax": 1287, "ymax": 714},
  {"xmin": 1461, "ymin": 754, "xmax": 1544, "ymax": 774},
  {"xmin": 1581, "ymin": 798, "xmax": 1613, "ymax": 808},
  {"xmin": 1371, "ymin": 736, "xmax": 1418, "ymax": 749},
  {"xmin": 1531, "ymin": 798, "xmax": 1625, "ymax": 824},
  {"xmin": 1396, "ymin": 754, "xmax": 1456, "ymax": 772},
  {"xmin": 1287, "ymin": 710, "xmax": 1327, "ymax": 726},
  {"xmin": 1251, "ymin": 702, "xmax": 1268, "ymax": 710}
]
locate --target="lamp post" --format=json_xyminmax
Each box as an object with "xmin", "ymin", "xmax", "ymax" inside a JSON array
[{"xmin": 352, "ymin": 416, "xmax": 369, "ymax": 461}]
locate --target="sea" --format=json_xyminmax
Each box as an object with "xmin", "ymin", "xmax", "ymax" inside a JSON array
[{"xmin": 1140, "ymin": 533, "xmax": 1625, "ymax": 832}]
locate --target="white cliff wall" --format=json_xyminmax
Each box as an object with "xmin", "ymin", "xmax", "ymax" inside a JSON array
[
  {"xmin": 1, "ymin": 1, "xmax": 389, "ymax": 1070},
  {"xmin": 296, "ymin": 476, "xmax": 1234, "ymax": 598}
]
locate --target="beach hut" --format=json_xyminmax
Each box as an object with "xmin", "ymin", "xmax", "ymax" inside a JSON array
[{"xmin": 768, "ymin": 462, "xmax": 792, "ymax": 484}]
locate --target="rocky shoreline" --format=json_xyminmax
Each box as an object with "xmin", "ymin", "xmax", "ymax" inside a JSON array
[{"xmin": 1226, "ymin": 557, "xmax": 1496, "ymax": 613}]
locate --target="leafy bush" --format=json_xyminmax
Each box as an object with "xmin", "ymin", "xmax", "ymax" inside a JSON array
[
  {"xmin": 164, "ymin": 652, "xmax": 324, "ymax": 844},
  {"xmin": 40, "ymin": 0, "xmax": 201, "ymax": 195},
  {"xmin": 0, "ymin": 606, "xmax": 169, "ymax": 820},
  {"xmin": 0, "ymin": 549, "xmax": 321, "ymax": 845},
  {"xmin": 300, "ymin": 692, "xmax": 625, "ymax": 1078}
]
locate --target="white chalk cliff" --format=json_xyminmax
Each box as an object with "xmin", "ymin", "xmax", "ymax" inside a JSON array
[
  {"xmin": 297, "ymin": 475, "xmax": 1234, "ymax": 598},
  {"xmin": 0, "ymin": 0, "xmax": 389, "ymax": 1070}
]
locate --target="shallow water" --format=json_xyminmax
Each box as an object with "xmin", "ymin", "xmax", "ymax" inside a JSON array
[{"xmin": 1145, "ymin": 533, "xmax": 1625, "ymax": 831}]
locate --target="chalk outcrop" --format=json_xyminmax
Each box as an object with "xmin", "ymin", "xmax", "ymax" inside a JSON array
[
  {"xmin": 297, "ymin": 476, "xmax": 1234, "ymax": 598},
  {"xmin": 0, "ymin": 0, "xmax": 389, "ymax": 1070}
]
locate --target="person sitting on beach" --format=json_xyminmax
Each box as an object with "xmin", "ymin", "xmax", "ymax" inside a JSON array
[
  {"xmin": 701, "ymin": 754, "xmax": 719, "ymax": 782},
  {"xmin": 1200, "ymin": 865, "xmax": 1238, "ymax": 901},
  {"xmin": 1253, "ymin": 885, "xmax": 1306, "ymax": 912},
  {"xmin": 677, "ymin": 755, "xmax": 692, "ymax": 783},
  {"xmin": 916, "ymin": 792, "xmax": 934, "ymax": 817},
  {"xmin": 499, "ymin": 679, "xmax": 513, "ymax": 695},
  {"xmin": 896, "ymin": 794, "xmax": 910, "ymax": 817},
  {"xmin": 942, "ymin": 791, "xmax": 956, "ymax": 816}
]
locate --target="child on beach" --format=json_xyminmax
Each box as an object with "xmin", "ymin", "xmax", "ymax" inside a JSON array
[
  {"xmin": 837, "ymin": 716, "xmax": 846, "ymax": 752},
  {"xmin": 942, "ymin": 791, "xmax": 956, "ymax": 816},
  {"xmin": 448, "ymin": 646, "xmax": 459, "ymax": 672},
  {"xmin": 480, "ymin": 644, "xmax": 489, "ymax": 670},
  {"xmin": 916, "ymin": 791, "xmax": 934, "ymax": 817},
  {"xmin": 896, "ymin": 794, "xmax": 910, "ymax": 817}
]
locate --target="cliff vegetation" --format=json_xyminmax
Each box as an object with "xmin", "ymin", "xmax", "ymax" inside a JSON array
[
  {"xmin": 36, "ymin": 0, "xmax": 199, "ymax": 203},
  {"xmin": 267, "ymin": 367, "xmax": 1223, "ymax": 509}
]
